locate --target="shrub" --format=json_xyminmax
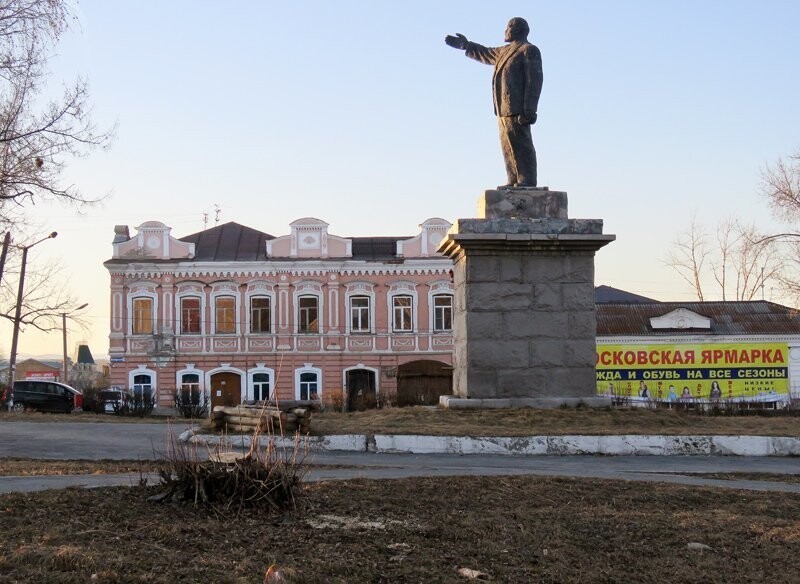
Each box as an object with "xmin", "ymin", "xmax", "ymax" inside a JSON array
[
  {"xmin": 114, "ymin": 389, "xmax": 155, "ymax": 417},
  {"xmin": 153, "ymin": 425, "xmax": 308, "ymax": 516},
  {"xmin": 174, "ymin": 387, "xmax": 209, "ymax": 419}
]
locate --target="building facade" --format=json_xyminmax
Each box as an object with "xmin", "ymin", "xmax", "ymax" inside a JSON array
[
  {"xmin": 104, "ymin": 218, "xmax": 455, "ymax": 410},
  {"xmin": 596, "ymin": 299, "xmax": 800, "ymax": 403}
]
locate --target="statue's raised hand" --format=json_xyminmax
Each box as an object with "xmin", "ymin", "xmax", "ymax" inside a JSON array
[{"xmin": 445, "ymin": 33, "xmax": 469, "ymax": 50}]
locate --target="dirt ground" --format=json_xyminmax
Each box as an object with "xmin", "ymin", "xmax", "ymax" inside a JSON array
[
  {"xmin": 0, "ymin": 458, "xmax": 160, "ymax": 477},
  {"xmin": 311, "ymin": 406, "xmax": 800, "ymax": 437},
  {"xmin": 0, "ymin": 474, "xmax": 798, "ymax": 583}
]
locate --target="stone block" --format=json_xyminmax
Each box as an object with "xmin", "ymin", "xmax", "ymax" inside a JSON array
[
  {"xmin": 462, "ymin": 369, "xmax": 500, "ymax": 399},
  {"xmin": 464, "ymin": 255, "xmax": 499, "ymax": 282},
  {"xmin": 479, "ymin": 188, "xmax": 569, "ymax": 220},
  {"xmin": 502, "ymin": 311, "xmax": 568, "ymax": 339},
  {"xmin": 452, "ymin": 218, "xmax": 604, "ymax": 235},
  {"xmin": 521, "ymin": 254, "xmax": 594, "ymax": 284},
  {"xmin": 469, "ymin": 339, "xmax": 530, "ymax": 369},
  {"xmin": 465, "ymin": 282, "xmax": 533, "ymax": 312},
  {"xmin": 562, "ymin": 283, "xmax": 595, "ymax": 310},
  {"xmin": 532, "ymin": 283, "xmax": 562, "ymax": 310},
  {"xmin": 564, "ymin": 339, "xmax": 597, "ymax": 366},
  {"xmin": 551, "ymin": 366, "xmax": 597, "ymax": 397},
  {"xmin": 568, "ymin": 311, "xmax": 597, "ymax": 338},
  {"xmin": 496, "ymin": 368, "xmax": 549, "ymax": 398},
  {"xmin": 499, "ymin": 256, "xmax": 523, "ymax": 282},
  {"xmin": 464, "ymin": 311, "xmax": 503, "ymax": 340},
  {"xmin": 530, "ymin": 340, "xmax": 566, "ymax": 367}
]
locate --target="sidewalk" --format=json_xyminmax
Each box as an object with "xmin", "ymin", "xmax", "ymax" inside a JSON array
[{"xmin": 180, "ymin": 428, "xmax": 800, "ymax": 457}]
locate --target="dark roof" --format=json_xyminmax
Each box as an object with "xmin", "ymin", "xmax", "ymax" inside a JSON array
[
  {"xmin": 76, "ymin": 344, "xmax": 95, "ymax": 365},
  {"xmin": 180, "ymin": 222, "xmax": 274, "ymax": 261},
  {"xmin": 597, "ymin": 301, "xmax": 800, "ymax": 336},
  {"xmin": 595, "ymin": 285, "xmax": 659, "ymax": 304},
  {"xmin": 350, "ymin": 237, "xmax": 403, "ymax": 260}
]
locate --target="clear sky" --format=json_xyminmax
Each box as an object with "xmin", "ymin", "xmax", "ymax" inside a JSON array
[{"xmin": 6, "ymin": 0, "xmax": 800, "ymax": 359}]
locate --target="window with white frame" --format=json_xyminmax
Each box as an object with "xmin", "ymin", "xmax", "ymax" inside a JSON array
[
  {"xmin": 180, "ymin": 297, "xmax": 202, "ymax": 334},
  {"xmin": 132, "ymin": 373, "xmax": 153, "ymax": 401},
  {"xmin": 132, "ymin": 297, "xmax": 154, "ymax": 335},
  {"xmin": 179, "ymin": 373, "xmax": 201, "ymax": 405},
  {"xmin": 433, "ymin": 294, "xmax": 453, "ymax": 332},
  {"xmin": 298, "ymin": 296, "xmax": 318, "ymax": 333},
  {"xmin": 250, "ymin": 296, "xmax": 271, "ymax": 333},
  {"xmin": 298, "ymin": 371, "xmax": 319, "ymax": 400},
  {"xmin": 214, "ymin": 295, "xmax": 236, "ymax": 334},
  {"xmin": 392, "ymin": 295, "xmax": 413, "ymax": 332},
  {"xmin": 350, "ymin": 296, "xmax": 370, "ymax": 333},
  {"xmin": 253, "ymin": 373, "xmax": 270, "ymax": 401}
]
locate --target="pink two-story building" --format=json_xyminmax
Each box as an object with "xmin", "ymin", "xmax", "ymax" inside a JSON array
[{"xmin": 104, "ymin": 217, "xmax": 454, "ymax": 411}]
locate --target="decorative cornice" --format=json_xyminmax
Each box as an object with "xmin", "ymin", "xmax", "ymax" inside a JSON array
[{"xmin": 107, "ymin": 260, "xmax": 452, "ymax": 279}]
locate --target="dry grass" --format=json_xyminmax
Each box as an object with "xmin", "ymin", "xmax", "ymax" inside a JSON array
[
  {"xmin": 0, "ymin": 458, "xmax": 160, "ymax": 477},
  {"xmin": 1, "ymin": 475, "xmax": 799, "ymax": 582},
  {"xmin": 311, "ymin": 406, "xmax": 800, "ymax": 437},
  {"xmin": 0, "ymin": 411, "xmax": 169, "ymax": 424}
]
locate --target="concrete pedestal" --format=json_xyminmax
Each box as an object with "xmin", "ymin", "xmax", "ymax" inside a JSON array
[{"xmin": 438, "ymin": 188, "xmax": 615, "ymax": 409}]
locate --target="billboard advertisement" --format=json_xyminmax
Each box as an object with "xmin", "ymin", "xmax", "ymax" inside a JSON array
[{"xmin": 596, "ymin": 342, "xmax": 789, "ymax": 403}]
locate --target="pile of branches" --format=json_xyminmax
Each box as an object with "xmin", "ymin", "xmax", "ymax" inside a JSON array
[{"xmin": 152, "ymin": 427, "xmax": 309, "ymax": 515}]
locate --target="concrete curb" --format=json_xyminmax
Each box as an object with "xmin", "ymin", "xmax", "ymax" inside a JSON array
[{"xmin": 179, "ymin": 430, "xmax": 800, "ymax": 457}]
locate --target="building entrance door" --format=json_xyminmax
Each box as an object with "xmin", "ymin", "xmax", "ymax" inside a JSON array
[
  {"xmin": 210, "ymin": 372, "xmax": 241, "ymax": 409},
  {"xmin": 346, "ymin": 369, "xmax": 376, "ymax": 410}
]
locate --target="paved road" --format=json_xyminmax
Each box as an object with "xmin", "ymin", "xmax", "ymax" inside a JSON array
[{"xmin": 1, "ymin": 421, "xmax": 799, "ymax": 493}]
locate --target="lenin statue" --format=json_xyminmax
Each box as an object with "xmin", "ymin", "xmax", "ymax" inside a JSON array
[{"xmin": 446, "ymin": 17, "xmax": 543, "ymax": 188}]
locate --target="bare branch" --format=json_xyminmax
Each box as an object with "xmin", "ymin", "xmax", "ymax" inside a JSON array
[{"xmin": 663, "ymin": 215, "xmax": 708, "ymax": 301}]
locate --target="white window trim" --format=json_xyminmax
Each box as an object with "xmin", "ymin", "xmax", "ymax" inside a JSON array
[
  {"xmin": 176, "ymin": 364, "xmax": 206, "ymax": 398},
  {"xmin": 175, "ymin": 290, "xmax": 206, "ymax": 336},
  {"xmin": 128, "ymin": 365, "xmax": 157, "ymax": 406},
  {"xmin": 428, "ymin": 281, "xmax": 455, "ymax": 333},
  {"xmin": 127, "ymin": 289, "xmax": 158, "ymax": 336},
  {"xmin": 246, "ymin": 364, "xmax": 275, "ymax": 402},
  {"xmin": 294, "ymin": 364, "xmax": 322, "ymax": 401},
  {"xmin": 294, "ymin": 282, "xmax": 324, "ymax": 335},
  {"xmin": 388, "ymin": 282, "xmax": 418, "ymax": 333},
  {"xmin": 211, "ymin": 291, "xmax": 240, "ymax": 335},
  {"xmin": 246, "ymin": 289, "xmax": 276, "ymax": 335},
  {"xmin": 345, "ymin": 284, "xmax": 375, "ymax": 334}
]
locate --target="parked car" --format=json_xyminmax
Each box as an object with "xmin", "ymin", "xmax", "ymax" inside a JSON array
[
  {"xmin": 97, "ymin": 388, "xmax": 132, "ymax": 414},
  {"xmin": 11, "ymin": 380, "xmax": 83, "ymax": 413}
]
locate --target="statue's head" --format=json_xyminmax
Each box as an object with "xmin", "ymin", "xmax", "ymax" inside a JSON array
[{"xmin": 505, "ymin": 17, "xmax": 530, "ymax": 42}]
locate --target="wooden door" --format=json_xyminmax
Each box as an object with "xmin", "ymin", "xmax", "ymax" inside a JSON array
[{"xmin": 210, "ymin": 372, "xmax": 241, "ymax": 409}]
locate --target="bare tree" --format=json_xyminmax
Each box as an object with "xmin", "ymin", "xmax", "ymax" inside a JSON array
[
  {"xmin": 762, "ymin": 150, "xmax": 800, "ymax": 225},
  {"xmin": 665, "ymin": 215, "xmax": 709, "ymax": 301},
  {"xmin": 0, "ymin": 0, "xmax": 114, "ymax": 218},
  {"xmin": 0, "ymin": 251, "xmax": 85, "ymax": 334},
  {"xmin": 665, "ymin": 216, "xmax": 782, "ymax": 302}
]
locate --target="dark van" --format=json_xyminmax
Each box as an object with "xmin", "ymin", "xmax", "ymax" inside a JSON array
[{"xmin": 11, "ymin": 380, "xmax": 83, "ymax": 413}]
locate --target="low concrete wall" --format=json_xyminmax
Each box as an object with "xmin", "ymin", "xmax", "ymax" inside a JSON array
[{"xmin": 181, "ymin": 429, "xmax": 800, "ymax": 457}]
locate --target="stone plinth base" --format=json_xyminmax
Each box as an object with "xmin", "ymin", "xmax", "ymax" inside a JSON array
[
  {"xmin": 439, "ymin": 395, "xmax": 612, "ymax": 409},
  {"xmin": 439, "ymin": 187, "xmax": 615, "ymax": 405},
  {"xmin": 479, "ymin": 188, "xmax": 568, "ymax": 220}
]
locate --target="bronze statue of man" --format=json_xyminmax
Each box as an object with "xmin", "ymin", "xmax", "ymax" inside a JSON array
[{"xmin": 446, "ymin": 17, "xmax": 543, "ymax": 188}]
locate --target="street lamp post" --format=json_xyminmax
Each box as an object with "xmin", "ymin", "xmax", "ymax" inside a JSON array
[
  {"xmin": 62, "ymin": 303, "xmax": 89, "ymax": 385},
  {"xmin": 6, "ymin": 231, "xmax": 58, "ymax": 411}
]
